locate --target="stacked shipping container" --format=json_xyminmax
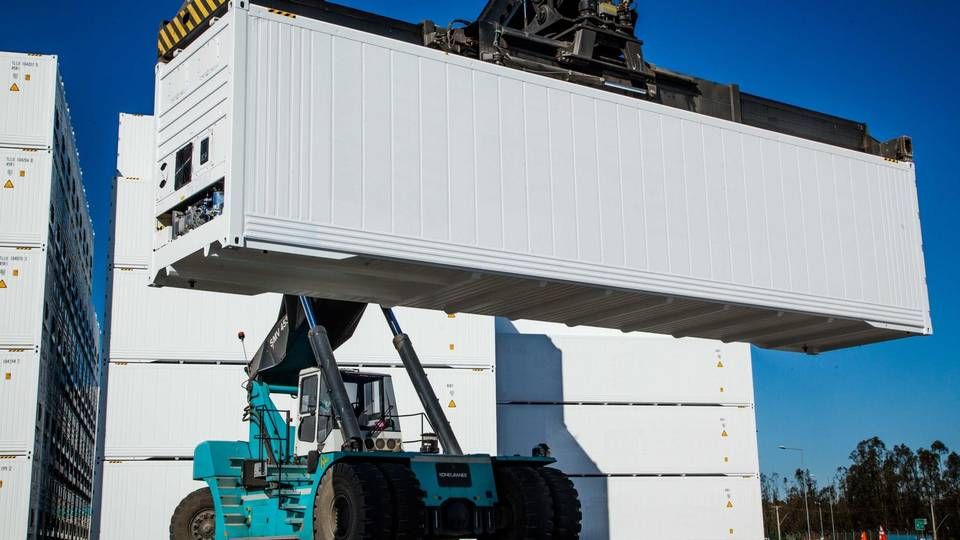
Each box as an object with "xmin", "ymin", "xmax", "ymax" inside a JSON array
[
  {"xmin": 92, "ymin": 114, "xmax": 499, "ymax": 539},
  {"xmin": 496, "ymin": 320, "xmax": 763, "ymax": 538},
  {"xmin": 0, "ymin": 51, "xmax": 99, "ymax": 540}
]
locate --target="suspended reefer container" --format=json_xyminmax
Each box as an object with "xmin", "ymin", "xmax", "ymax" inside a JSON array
[
  {"xmin": 95, "ymin": 459, "xmax": 204, "ymax": 540},
  {"xmin": 102, "ymin": 362, "xmax": 495, "ymax": 457},
  {"xmin": 498, "ymin": 404, "xmax": 758, "ymax": 475},
  {"xmin": 573, "ymin": 475, "xmax": 763, "ymax": 540},
  {"xmin": 497, "ymin": 321, "xmax": 752, "ymax": 405},
  {"xmin": 0, "ymin": 349, "xmax": 41, "ymax": 455},
  {"xmin": 151, "ymin": 4, "xmax": 930, "ymax": 353},
  {"xmin": 0, "ymin": 457, "xmax": 32, "ymax": 540}
]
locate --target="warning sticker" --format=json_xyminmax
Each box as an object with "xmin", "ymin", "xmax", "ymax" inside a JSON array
[
  {"xmin": 3, "ymin": 180, "xmax": 13, "ymax": 189},
  {"xmin": 0, "ymin": 280, "xmax": 6, "ymax": 289},
  {"xmin": 448, "ymin": 400, "xmax": 457, "ymax": 409},
  {"xmin": 8, "ymin": 83, "xmax": 18, "ymax": 92}
]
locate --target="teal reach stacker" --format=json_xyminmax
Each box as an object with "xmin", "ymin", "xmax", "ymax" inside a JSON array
[{"xmin": 168, "ymin": 296, "xmax": 582, "ymax": 539}]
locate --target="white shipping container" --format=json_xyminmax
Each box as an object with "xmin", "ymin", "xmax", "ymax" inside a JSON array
[
  {"xmin": 0, "ymin": 148, "xmax": 53, "ymax": 247},
  {"xmin": 0, "ymin": 349, "xmax": 40, "ymax": 455},
  {"xmin": 115, "ymin": 113, "xmax": 155, "ymax": 180},
  {"xmin": 498, "ymin": 404, "xmax": 758, "ymax": 475},
  {"xmin": 102, "ymin": 362, "xmax": 253, "ymax": 457},
  {"xmin": 151, "ymin": 4, "xmax": 929, "ymax": 353},
  {"xmin": 97, "ymin": 459, "xmax": 204, "ymax": 540},
  {"xmin": 103, "ymin": 362, "xmax": 495, "ymax": 457},
  {"xmin": 110, "ymin": 115, "xmax": 156, "ymax": 268},
  {"xmin": 107, "ymin": 267, "xmax": 281, "ymax": 363},
  {"xmin": 335, "ymin": 308, "xmax": 494, "ymax": 368},
  {"xmin": 0, "ymin": 246, "xmax": 44, "ymax": 347},
  {"xmin": 111, "ymin": 177, "xmax": 154, "ymax": 268},
  {"xmin": 0, "ymin": 52, "xmax": 58, "ymax": 148},
  {"xmin": 573, "ymin": 475, "xmax": 763, "ymax": 540},
  {"xmin": 497, "ymin": 324, "xmax": 752, "ymax": 405},
  {"xmin": 0, "ymin": 457, "xmax": 32, "ymax": 540}
]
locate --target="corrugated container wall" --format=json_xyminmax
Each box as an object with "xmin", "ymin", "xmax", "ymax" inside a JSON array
[
  {"xmin": 151, "ymin": 4, "xmax": 930, "ymax": 353},
  {"xmin": 0, "ymin": 51, "xmax": 99, "ymax": 540},
  {"xmin": 496, "ymin": 319, "xmax": 763, "ymax": 539}
]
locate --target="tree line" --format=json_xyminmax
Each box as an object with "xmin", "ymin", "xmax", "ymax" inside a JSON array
[{"xmin": 762, "ymin": 438, "xmax": 960, "ymax": 539}]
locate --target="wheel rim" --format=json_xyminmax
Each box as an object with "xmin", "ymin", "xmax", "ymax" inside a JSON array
[
  {"xmin": 332, "ymin": 494, "xmax": 354, "ymax": 538},
  {"xmin": 189, "ymin": 509, "xmax": 216, "ymax": 540}
]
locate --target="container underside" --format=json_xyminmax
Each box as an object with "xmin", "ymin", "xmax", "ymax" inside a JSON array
[{"xmin": 155, "ymin": 244, "xmax": 912, "ymax": 354}]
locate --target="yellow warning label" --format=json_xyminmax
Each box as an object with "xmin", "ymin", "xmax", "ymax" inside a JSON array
[
  {"xmin": 18, "ymin": 170, "xmax": 25, "ymax": 177},
  {"xmin": 447, "ymin": 313, "xmax": 457, "ymax": 318},
  {"xmin": 721, "ymin": 430, "xmax": 728, "ymax": 438},
  {"xmin": 9, "ymin": 83, "xmax": 19, "ymax": 92},
  {"xmin": 11, "ymin": 270, "xmax": 18, "ymax": 277},
  {"xmin": 3, "ymin": 373, "xmax": 9, "ymax": 380},
  {"xmin": 448, "ymin": 343, "xmax": 455, "ymax": 351},
  {"xmin": 726, "ymin": 500, "xmax": 734, "ymax": 508},
  {"xmin": 24, "ymin": 74, "xmax": 30, "ymax": 81},
  {"xmin": 0, "ymin": 280, "xmax": 6, "ymax": 289},
  {"xmin": 3, "ymin": 180, "xmax": 13, "ymax": 189},
  {"xmin": 448, "ymin": 400, "xmax": 457, "ymax": 408},
  {"xmin": 719, "ymin": 386, "xmax": 725, "ymax": 393},
  {"xmin": 716, "ymin": 360, "xmax": 724, "ymax": 368}
]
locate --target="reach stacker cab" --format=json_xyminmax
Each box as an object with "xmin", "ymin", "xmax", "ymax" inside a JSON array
[{"xmin": 169, "ymin": 296, "xmax": 582, "ymax": 539}]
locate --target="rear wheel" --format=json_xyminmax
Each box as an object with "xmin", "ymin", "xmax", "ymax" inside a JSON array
[
  {"xmin": 169, "ymin": 487, "xmax": 216, "ymax": 540},
  {"xmin": 376, "ymin": 462, "xmax": 426, "ymax": 539},
  {"xmin": 483, "ymin": 465, "xmax": 554, "ymax": 540},
  {"xmin": 538, "ymin": 467, "xmax": 582, "ymax": 539},
  {"xmin": 314, "ymin": 462, "xmax": 395, "ymax": 540}
]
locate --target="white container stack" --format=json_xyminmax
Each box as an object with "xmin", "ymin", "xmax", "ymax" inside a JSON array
[
  {"xmin": 93, "ymin": 114, "xmax": 498, "ymax": 539},
  {"xmin": 496, "ymin": 320, "xmax": 763, "ymax": 539},
  {"xmin": 0, "ymin": 51, "xmax": 99, "ymax": 540}
]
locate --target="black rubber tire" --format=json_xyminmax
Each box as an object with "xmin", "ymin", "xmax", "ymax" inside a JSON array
[
  {"xmin": 483, "ymin": 465, "xmax": 555, "ymax": 540},
  {"xmin": 376, "ymin": 462, "xmax": 427, "ymax": 539},
  {"xmin": 314, "ymin": 462, "xmax": 395, "ymax": 540},
  {"xmin": 538, "ymin": 467, "xmax": 582, "ymax": 539},
  {"xmin": 169, "ymin": 487, "xmax": 216, "ymax": 540}
]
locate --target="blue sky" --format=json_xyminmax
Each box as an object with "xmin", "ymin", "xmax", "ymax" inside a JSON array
[{"xmin": 2, "ymin": 0, "xmax": 956, "ymax": 483}]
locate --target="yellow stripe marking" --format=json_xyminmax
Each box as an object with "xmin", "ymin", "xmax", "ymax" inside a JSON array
[
  {"xmin": 195, "ymin": 0, "xmax": 210, "ymax": 18},
  {"xmin": 205, "ymin": 0, "xmax": 218, "ymax": 11},
  {"xmin": 186, "ymin": 4, "xmax": 202, "ymax": 24},
  {"xmin": 159, "ymin": 28, "xmax": 174, "ymax": 49},
  {"xmin": 173, "ymin": 17, "xmax": 187, "ymax": 37}
]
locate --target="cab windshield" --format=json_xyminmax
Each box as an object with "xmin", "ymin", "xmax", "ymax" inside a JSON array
[{"xmin": 343, "ymin": 374, "xmax": 398, "ymax": 431}]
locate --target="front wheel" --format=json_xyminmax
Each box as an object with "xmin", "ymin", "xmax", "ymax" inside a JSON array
[
  {"xmin": 169, "ymin": 487, "xmax": 216, "ymax": 540},
  {"xmin": 314, "ymin": 462, "xmax": 394, "ymax": 540}
]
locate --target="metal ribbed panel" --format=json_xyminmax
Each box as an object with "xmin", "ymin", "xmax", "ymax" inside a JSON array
[
  {"xmin": 0, "ymin": 247, "xmax": 45, "ymax": 347},
  {"xmin": 115, "ymin": 114, "xmax": 155, "ymax": 180},
  {"xmin": 574, "ymin": 476, "xmax": 763, "ymax": 539},
  {"xmin": 107, "ymin": 267, "xmax": 281, "ymax": 363},
  {"xmin": 0, "ymin": 349, "xmax": 41, "ymax": 454},
  {"xmin": 498, "ymin": 404, "xmax": 758, "ymax": 475},
  {"xmin": 102, "ymin": 362, "xmax": 495, "ymax": 458},
  {"xmin": 97, "ymin": 460, "xmax": 204, "ymax": 540},
  {"xmin": 151, "ymin": 5, "xmax": 930, "ymax": 353},
  {"xmin": 0, "ymin": 53, "xmax": 57, "ymax": 149},
  {"xmin": 0, "ymin": 149, "xmax": 52, "ymax": 247},
  {"xmin": 0, "ymin": 457, "xmax": 32, "ymax": 540},
  {"xmin": 496, "ymin": 329, "xmax": 752, "ymax": 405}
]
